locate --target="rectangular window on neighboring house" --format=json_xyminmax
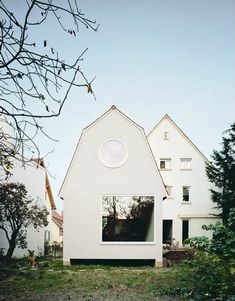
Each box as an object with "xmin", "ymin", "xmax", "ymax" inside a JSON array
[
  {"xmin": 182, "ymin": 186, "xmax": 190, "ymax": 202},
  {"xmin": 160, "ymin": 158, "xmax": 172, "ymax": 170},
  {"xmin": 163, "ymin": 220, "xmax": 173, "ymax": 244},
  {"xmin": 166, "ymin": 186, "xmax": 173, "ymax": 198},
  {"xmin": 163, "ymin": 131, "xmax": 169, "ymax": 140},
  {"xmin": 180, "ymin": 158, "xmax": 192, "ymax": 170},
  {"xmin": 44, "ymin": 230, "xmax": 50, "ymax": 242},
  {"xmin": 182, "ymin": 220, "xmax": 189, "ymax": 242}
]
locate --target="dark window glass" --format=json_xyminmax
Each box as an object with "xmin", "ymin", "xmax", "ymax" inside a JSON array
[
  {"xmin": 160, "ymin": 161, "xmax": 165, "ymax": 169},
  {"xmin": 182, "ymin": 220, "xmax": 189, "ymax": 242},
  {"xmin": 163, "ymin": 220, "xmax": 172, "ymax": 244},
  {"xmin": 183, "ymin": 187, "xmax": 189, "ymax": 202},
  {"xmin": 102, "ymin": 196, "xmax": 154, "ymax": 242}
]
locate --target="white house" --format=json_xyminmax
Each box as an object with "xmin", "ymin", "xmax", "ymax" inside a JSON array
[
  {"xmin": 0, "ymin": 113, "xmax": 56, "ymax": 258},
  {"xmin": 51, "ymin": 210, "xmax": 63, "ymax": 245},
  {"xmin": 148, "ymin": 114, "xmax": 219, "ymax": 245},
  {"xmin": 59, "ymin": 105, "xmax": 167, "ymax": 266},
  {"xmin": 0, "ymin": 111, "xmax": 56, "ymax": 258},
  {"xmin": 0, "ymin": 158, "xmax": 56, "ymax": 258}
]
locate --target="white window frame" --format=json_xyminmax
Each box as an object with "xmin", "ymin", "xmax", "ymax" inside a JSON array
[
  {"xmin": 160, "ymin": 158, "xmax": 172, "ymax": 170},
  {"xmin": 180, "ymin": 158, "xmax": 192, "ymax": 170},
  {"xmin": 98, "ymin": 138, "xmax": 129, "ymax": 168},
  {"xmin": 100, "ymin": 195, "xmax": 157, "ymax": 245}
]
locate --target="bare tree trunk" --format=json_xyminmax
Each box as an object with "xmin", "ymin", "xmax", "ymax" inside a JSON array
[{"xmin": 5, "ymin": 233, "xmax": 17, "ymax": 260}]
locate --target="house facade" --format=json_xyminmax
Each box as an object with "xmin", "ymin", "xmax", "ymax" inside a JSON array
[
  {"xmin": 148, "ymin": 115, "xmax": 219, "ymax": 246},
  {"xmin": 0, "ymin": 112, "xmax": 56, "ymax": 258},
  {"xmin": 59, "ymin": 106, "xmax": 166, "ymax": 266},
  {"xmin": 0, "ymin": 158, "xmax": 56, "ymax": 258}
]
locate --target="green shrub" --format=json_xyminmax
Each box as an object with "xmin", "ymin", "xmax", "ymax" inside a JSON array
[
  {"xmin": 179, "ymin": 252, "xmax": 233, "ymax": 300},
  {"xmin": 159, "ymin": 251, "xmax": 234, "ymax": 301}
]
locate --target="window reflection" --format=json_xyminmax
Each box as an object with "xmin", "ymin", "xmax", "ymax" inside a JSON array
[{"xmin": 102, "ymin": 196, "xmax": 155, "ymax": 242}]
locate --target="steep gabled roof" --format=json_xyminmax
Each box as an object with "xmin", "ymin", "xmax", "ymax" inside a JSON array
[
  {"xmin": 52, "ymin": 210, "xmax": 63, "ymax": 229},
  {"xmin": 32, "ymin": 158, "xmax": 56, "ymax": 210},
  {"xmin": 148, "ymin": 114, "xmax": 209, "ymax": 162},
  {"xmin": 59, "ymin": 105, "xmax": 167, "ymax": 198},
  {"xmin": 82, "ymin": 105, "xmax": 144, "ymax": 132}
]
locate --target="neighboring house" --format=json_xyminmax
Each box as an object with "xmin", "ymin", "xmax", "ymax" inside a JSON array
[
  {"xmin": 51, "ymin": 210, "xmax": 63, "ymax": 245},
  {"xmin": 59, "ymin": 105, "xmax": 167, "ymax": 266},
  {"xmin": 0, "ymin": 158, "xmax": 56, "ymax": 257},
  {"xmin": 33, "ymin": 159, "xmax": 56, "ymax": 249},
  {"xmin": 0, "ymin": 113, "xmax": 56, "ymax": 257},
  {"xmin": 148, "ymin": 114, "xmax": 219, "ymax": 245},
  {"xmin": 0, "ymin": 114, "xmax": 56, "ymax": 258}
]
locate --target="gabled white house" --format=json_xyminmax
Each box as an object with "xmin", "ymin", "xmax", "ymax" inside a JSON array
[
  {"xmin": 0, "ymin": 158, "xmax": 56, "ymax": 258},
  {"xmin": 60, "ymin": 106, "xmax": 167, "ymax": 266},
  {"xmin": 0, "ymin": 113, "xmax": 56, "ymax": 258},
  {"xmin": 148, "ymin": 114, "xmax": 219, "ymax": 245}
]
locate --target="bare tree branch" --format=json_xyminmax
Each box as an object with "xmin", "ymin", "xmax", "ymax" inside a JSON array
[{"xmin": 0, "ymin": 0, "xmax": 98, "ymax": 177}]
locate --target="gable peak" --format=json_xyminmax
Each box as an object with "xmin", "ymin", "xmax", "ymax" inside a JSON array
[
  {"xmin": 82, "ymin": 105, "xmax": 144, "ymax": 133},
  {"xmin": 162, "ymin": 114, "xmax": 173, "ymax": 121},
  {"xmin": 148, "ymin": 114, "xmax": 209, "ymax": 162}
]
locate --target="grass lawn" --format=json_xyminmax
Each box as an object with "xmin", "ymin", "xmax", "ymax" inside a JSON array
[{"xmin": 0, "ymin": 259, "xmax": 181, "ymax": 301}]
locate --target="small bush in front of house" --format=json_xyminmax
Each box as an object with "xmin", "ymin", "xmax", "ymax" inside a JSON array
[
  {"xmin": 158, "ymin": 250, "xmax": 234, "ymax": 301},
  {"xmin": 180, "ymin": 253, "xmax": 232, "ymax": 300}
]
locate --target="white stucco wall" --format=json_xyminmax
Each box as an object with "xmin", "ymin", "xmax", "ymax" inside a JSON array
[
  {"xmin": 148, "ymin": 116, "xmax": 219, "ymax": 244},
  {"xmin": 189, "ymin": 218, "xmax": 217, "ymax": 239},
  {"xmin": 60, "ymin": 108, "xmax": 166, "ymax": 265},
  {"xmin": 0, "ymin": 159, "xmax": 50, "ymax": 258}
]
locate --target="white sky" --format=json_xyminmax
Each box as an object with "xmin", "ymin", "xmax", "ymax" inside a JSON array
[{"xmin": 8, "ymin": 1, "xmax": 235, "ymax": 211}]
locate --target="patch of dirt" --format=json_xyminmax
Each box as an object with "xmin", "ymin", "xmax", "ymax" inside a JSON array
[
  {"xmin": 163, "ymin": 250, "xmax": 193, "ymax": 266},
  {"xmin": 2, "ymin": 291, "xmax": 179, "ymax": 301}
]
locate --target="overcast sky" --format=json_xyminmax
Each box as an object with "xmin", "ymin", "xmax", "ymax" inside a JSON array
[{"xmin": 15, "ymin": 0, "xmax": 235, "ymax": 211}]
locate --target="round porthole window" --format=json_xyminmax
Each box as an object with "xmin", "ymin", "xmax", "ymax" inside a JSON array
[{"xmin": 98, "ymin": 138, "xmax": 128, "ymax": 168}]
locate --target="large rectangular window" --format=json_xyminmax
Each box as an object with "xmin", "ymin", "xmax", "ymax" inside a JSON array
[
  {"xmin": 160, "ymin": 158, "xmax": 172, "ymax": 170},
  {"xmin": 102, "ymin": 196, "xmax": 155, "ymax": 242}
]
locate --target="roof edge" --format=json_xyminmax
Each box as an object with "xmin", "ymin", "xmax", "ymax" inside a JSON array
[
  {"xmin": 59, "ymin": 105, "xmax": 145, "ymax": 197},
  {"xmin": 83, "ymin": 105, "xmax": 144, "ymax": 133},
  {"xmin": 148, "ymin": 114, "xmax": 209, "ymax": 162}
]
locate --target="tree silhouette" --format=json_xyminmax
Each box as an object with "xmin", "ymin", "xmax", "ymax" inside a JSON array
[
  {"xmin": 0, "ymin": 182, "xmax": 48, "ymax": 259},
  {"xmin": 206, "ymin": 123, "xmax": 235, "ymax": 228},
  {"xmin": 0, "ymin": 0, "xmax": 98, "ymax": 176}
]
